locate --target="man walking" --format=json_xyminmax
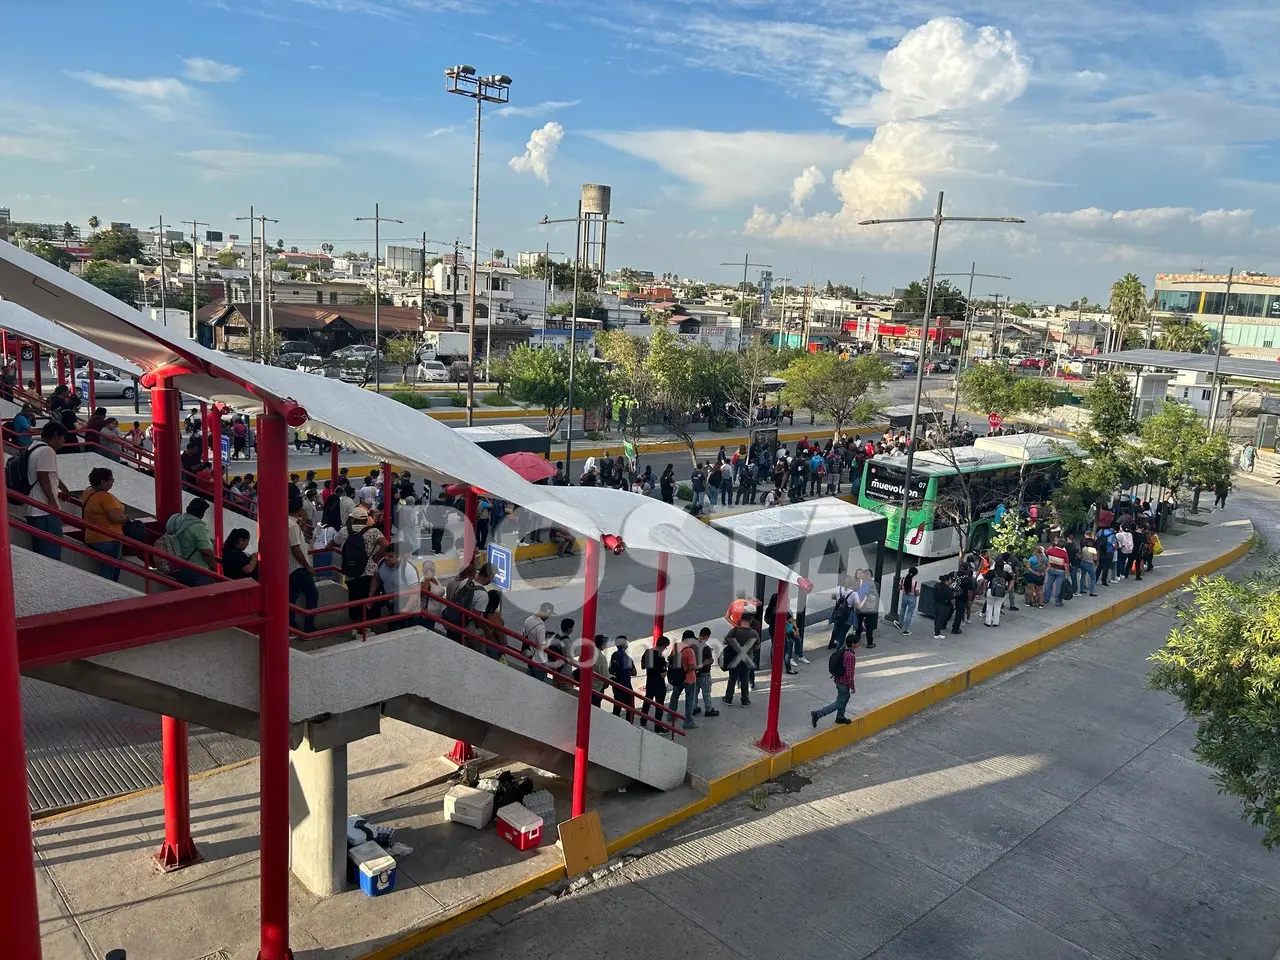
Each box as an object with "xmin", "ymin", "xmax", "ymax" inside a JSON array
[{"xmin": 811, "ymin": 634, "xmax": 857, "ymax": 727}]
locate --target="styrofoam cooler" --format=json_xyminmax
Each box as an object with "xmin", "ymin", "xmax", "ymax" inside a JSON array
[
  {"xmin": 347, "ymin": 840, "xmax": 397, "ymax": 896},
  {"xmin": 444, "ymin": 785, "xmax": 494, "ymax": 829},
  {"xmin": 495, "ymin": 802, "xmax": 543, "ymax": 851}
]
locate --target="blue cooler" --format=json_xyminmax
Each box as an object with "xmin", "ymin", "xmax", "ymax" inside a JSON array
[{"xmin": 347, "ymin": 840, "xmax": 397, "ymax": 896}]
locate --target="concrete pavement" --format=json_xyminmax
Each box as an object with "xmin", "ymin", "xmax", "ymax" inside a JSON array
[{"xmin": 31, "ymin": 499, "xmax": 1251, "ymax": 960}]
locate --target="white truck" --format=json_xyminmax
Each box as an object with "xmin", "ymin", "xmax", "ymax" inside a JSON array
[{"xmin": 421, "ymin": 331, "xmax": 471, "ymax": 363}]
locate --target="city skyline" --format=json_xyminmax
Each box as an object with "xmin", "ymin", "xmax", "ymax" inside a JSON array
[{"xmin": 2, "ymin": 0, "xmax": 1278, "ymax": 302}]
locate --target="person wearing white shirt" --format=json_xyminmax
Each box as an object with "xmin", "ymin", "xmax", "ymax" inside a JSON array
[
  {"xmin": 25, "ymin": 424, "xmax": 70, "ymax": 560},
  {"xmin": 357, "ymin": 479, "xmax": 376, "ymax": 507},
  {"xmin": 521, "ymin": 602, "xmax": 555, "ymax": 681}
]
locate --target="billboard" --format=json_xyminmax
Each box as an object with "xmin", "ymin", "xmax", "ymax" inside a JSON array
[
  {"xmin": 386, "ymin": 245, "xmax": 423, "ymax": 274},
  {"xmin": 205, "ymin": 230, "xmax": 223, "ymax": 243}
]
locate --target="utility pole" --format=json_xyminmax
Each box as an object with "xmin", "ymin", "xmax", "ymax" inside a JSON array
[
  {"xmin": 235, "ymin": 208, "xmax": 256, "ymax": 359},
  {"xmin": 859, "ymin": 192, "xmax": 1024, "ymax": 620},
  {"xmin": 151, "ymin": 217, "xmax": 169, "ymax": 333},
  {"xmin": 419, "ymin": 232, "xmax": 427, "ymax": 338},
  {"xmin": 776, "ymin": 275, "xmax": 789, "ymax": 351},
  {"xmin": 257, "ymin": 214, "xmax": 279, "ymax": 360},
  {"xmin": 354, "ymin": 203, "xmax": 402, "ymax": 393},
  {"xmin": 181, "ymin": 219, "xmax": 208, "ymax": 340},
  {"xmin": 938, "ymin": 263, "xmax": 1011, "ymax": 425},
  {"xmin": 720, "ymin": 253, "xmax": 771, "ymax": 328}
]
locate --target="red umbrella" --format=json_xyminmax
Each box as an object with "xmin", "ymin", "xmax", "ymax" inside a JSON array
[{"xmin": 500, "ymin": 451, "xmax": 557, "ymax": 483}]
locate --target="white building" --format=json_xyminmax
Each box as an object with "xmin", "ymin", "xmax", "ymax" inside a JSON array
[{"xmin": 1169, "ymin": 370, "xmax": 1234, "ymax": 420}]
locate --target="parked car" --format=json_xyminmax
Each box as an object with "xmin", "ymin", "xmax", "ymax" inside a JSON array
[
  {"xmin": 277, "ymin": 340, "xmax": 315, "ymax": 368},
  {"xmin": 416, "ymin": 359, "xmax": 449, "ymax": 383},
  {"xmin": 893, "ymin": 345, "xmax": 920, "ymax": 359},
  {"xmin": 333, "ymin": 344, "xmax": 379, "ymax": 362},
  {"xmin": 4, "ymin": 340, "xmax": 34, "ymax": 362},
  {"xmin": 75, "ymin": 368, "xmax": 137, "ymax": 399},
  {"xmin": 889, "ymin": 363, "xmax": 907, "ymax": 380},
  {"xmin": 925, "ymin": 358, "xmax": 955, "ymax": 374},
  {"xmin": 1010, "ymin": 356, "xmax": 1042, "ymax": 369},
  {"xmin": 900, "ymin": 360, "xmax": 918, "ymax": 375}
]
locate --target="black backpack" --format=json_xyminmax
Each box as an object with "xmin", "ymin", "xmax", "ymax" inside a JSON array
[
  {"xmin": 989, "ymin": 578, "xmax": 1008, "ymax": 599},
  {"xmin": 443, "ymin": 580, "xmax": 479, "ymax": 626},
  {"xmin": 832, "ymin": 591, "xmax": 852, "ymax": 623},
  {"xmin": 667, "ymin": 647, "xmax": 686, "ymax": 686},
  {"xmin": 828, "ymin": 647, "xmax": 845, "ymax": 678},
  {"xmin": 5, "ymin": 441, "xmax": 42, "ymax": 496},
  {"xmin": 340, "ymin": 530, "xmax": 368, "ymax": 579}
]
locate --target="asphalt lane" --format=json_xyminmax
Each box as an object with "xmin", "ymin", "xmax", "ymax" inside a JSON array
[{"xmin": 406, "ymin": 483, "xmax": 1280, "ymax": 960}]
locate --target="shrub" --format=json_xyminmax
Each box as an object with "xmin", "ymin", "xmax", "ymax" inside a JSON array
[
  {"xmin": 482, "ymin": 391, "xmax": 510, "ymax": 406},
  {"xmin": 449, "ymin": 391, "xmax": 467, "ymax": 407},
  {"xmin": 676, "ymin": 482, "xmax": 692, "ymax": 502},
  {"xmin": 388, "ymin": 391, "xmax": 430, "ymax": 410}
]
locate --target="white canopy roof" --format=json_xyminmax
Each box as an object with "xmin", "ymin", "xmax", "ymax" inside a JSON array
[
  {"xmin": 0, "ymin": 300, "xmax": 141, "ymax": 377},
  {"xmin": 540, "ymin": 487, "xmax": 807, "ymax": 587}
]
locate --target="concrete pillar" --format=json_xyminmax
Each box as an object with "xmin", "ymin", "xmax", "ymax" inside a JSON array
[{"xmin": 289, "ymin": 732, "xmax": 348, "ymax": 897}]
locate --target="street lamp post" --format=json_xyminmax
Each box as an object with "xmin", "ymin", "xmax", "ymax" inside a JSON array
[
  {"xmin": 539, "ymin": 204, "xmax": 623, "ymax": 482},
  {"xmin": 938, "ymin": 263, "xmax": 1010, "ymax": 427},
  {"xmin": 446, "ymin": 65, "xmax": 512, "ymax": 425},
  {"xmin": 354, "ymin": 203, "xmax": 402, "ymax": 393},
  {"xmin": 860, "ymin": 191, "xmax": 1024, "ymax": 619}
]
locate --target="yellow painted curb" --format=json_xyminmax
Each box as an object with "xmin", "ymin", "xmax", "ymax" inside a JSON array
[{"xmin": 354, "ymin": 527, "xmax": 1249, "ymax": 960}]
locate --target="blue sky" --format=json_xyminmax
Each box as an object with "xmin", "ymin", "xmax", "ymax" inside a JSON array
[{"xmin": 3, "ymin": 0, "xmax": 1279, "ymax": 303}]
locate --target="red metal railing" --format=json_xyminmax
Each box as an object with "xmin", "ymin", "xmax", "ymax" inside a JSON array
[{"xmin": 288, "ymin": 583, "xmax": 688, "ymax": 738}]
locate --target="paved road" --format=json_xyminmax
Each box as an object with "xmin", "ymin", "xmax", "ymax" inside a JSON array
[{"xmin": 409, "ymin": 482, "xmax": 1280, "ymax": 960}]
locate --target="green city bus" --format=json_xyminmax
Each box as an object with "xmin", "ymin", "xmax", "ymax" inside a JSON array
[{"xmin": 856, "ymin": 433, "xmax": 1078, "ymax": 558}]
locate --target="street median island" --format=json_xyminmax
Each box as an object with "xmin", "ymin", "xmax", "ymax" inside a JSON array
[{"xmin": 34, "ymin": 509, "xmax": 1252, "ymax": 960}]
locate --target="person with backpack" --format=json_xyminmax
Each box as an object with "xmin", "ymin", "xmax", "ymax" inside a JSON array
[
  {"xmin": 331, "ymin": 505, "xmax": 387, "ymax": 631},
  {"xmin": 608, "ymin": 636, "xmax": 637, "ymax": 722},
  {"xmin": 441, "ymin": 560, "xmax": 495, "ymax": 647},
  {"xmin": 1096, "ymin": 523, "xmax": 1115, "ymax": 587},
  {"xmin": 639, "ymin": 636, "xmax": 669, "ymax": 729},
  {"xmin": 692, "ymin": 625, "xmax": 720, "ymax": 717},
  {"xmin": 13, "ymin": 422, "xmax": 69, "ymax": 560},
  {"xmin": 897, "ymin": 566, "xmax": 921, "ymax": 634},
  {"xmin": 811, "ymin": 634, "xmax": 857, "ymax": 728},
  {"xmin": 852, "ymin": 569, "xmax": 879, "ymax": 649},
  {"xmin": 984, "ymin": 566, "xmax": 1009, "ymax": 626},
  {"xmin": 828, "ymin": 574, "xmax": 856, "ymax": 649},
  {"xmin": 666, "ymin": 631, "xmax": 697, "ymax": 727},
  {"xmin": 720, "ymin": 621, "xmax": 757, "ymax": 708},
  {"xmin": 162, "ymin": 498, "xmax": 216, "ymax": 586}
]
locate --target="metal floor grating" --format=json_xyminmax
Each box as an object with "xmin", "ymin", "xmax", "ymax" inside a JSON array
[{"xmin": 22, "ymin": 678, "xmax": 258, "ymax": 815}]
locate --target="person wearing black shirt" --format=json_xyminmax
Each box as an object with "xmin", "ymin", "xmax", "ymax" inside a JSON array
[
  {"xmin": 639, "ymin": 636, "xmax": 669, "ymax": 729},
  {"xmin": 932, "ymin": 573, "xmax": 956, "ymax": 640},
  {"xmin": 953, "ymin": 566, "xmax": 975, "ymax": 634},
  {"xmin": 222, "ymin": 528, "xmax": 258, "ymax": 580},
  {"xmin": 659, "ymin": 465, "xmax": 675, "ymax": 504}
]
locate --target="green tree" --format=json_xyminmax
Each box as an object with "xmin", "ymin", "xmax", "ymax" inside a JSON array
[
  {"xmin": 1082, "ymin": 371, "xmax": 1136, "ymax": 454},
  {"xmin": 1139, "ymin": 400, "xmax": 1231, "ymax": 505},
  {"xmin": 1054, "ymin": 371, "xmax": 1143, "ymax": 528},
  {"xmin": 505, "ymin": 345, "xmax": 611, "ymax": 435},
  {"xmin": 546, "ymin": 290, "xmax": 606, "ymax": 321},
  {"xmin": 684, "ymin": 283, "xmax": 707, "ymax": 300},
  {"xmin": 730, "ymin": 296, "xmax": 759, "ymax": 319},
  {"xmin": 644, "ymin": 326, "xmax": 708, "ymax": 464},
  {"xmin": 779, "ymin": 352, "xmax": 889, "ymax": 440},
  {"xmin": 990, "ymin": 500, "xmax": 1038, "ymax": 559},
  {"xmin": 1158, "ymin": 316, "xmax": 1211, "ymax": 353},
  {"xmin": 82, "ymin": 261, "xmax": 140, "ymax": 306},
  {"xmin": 1108, "ymin": 272, "xmax": 1149, "ymax": 352},
  {"xmin": 354, "ymin": 288, "xmax": 393, "ymax": 306},
  {"xmin": 897, "ymin": 278, "xmax": 966, "ymax": 322},
  {"xmin": 1009, "ymin": 302, "xmax": 1034, "ymax": 319},
  {"xmin": 491, "ymin": 248, "xmax": 505, "ymax": 261},
  {"xmin": 383, "ymin": 334, "xmax": 426, "ymax": 383},
  {"xmin": 959, "ymin": 364, "xmax": 1059, "ymax": 420},
  {"xmin": 61, "ymin": 221, "xmax": 75, "ymax": 240},
  {"xmin": 1148, "ymin": 562, "xmax": 1280, "ymax": 848},
  {"xmin": 88, "ymin": 227, "xmax": 143, "ymax": 262},
  {"xmin": 30, "ymin": 241, "xmax": 76, "ymax": 271},
  {"xmin": 87, "ymin": 215, "xmax": 100, "ymax": 233},
  {"xmin": 174, "ymin": 287, "xmax": 215, "ymax": 317},
  {"xmin": 216, "ymin": 249, "xmax": 242, "ymax": 269}
]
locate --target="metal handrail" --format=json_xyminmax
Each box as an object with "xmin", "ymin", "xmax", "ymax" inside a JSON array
[
  {"xmin": 288, "ymin": 582, "xmax": 687, "ymax": 735},
  {"xmin": 8, "ymin": 515, "xmax": 185, "ymax": 592}
]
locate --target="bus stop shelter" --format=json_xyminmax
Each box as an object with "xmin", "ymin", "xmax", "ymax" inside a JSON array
[{"xmin": 710, "ymin": 499, "xmax": 888, "ymax": 642}]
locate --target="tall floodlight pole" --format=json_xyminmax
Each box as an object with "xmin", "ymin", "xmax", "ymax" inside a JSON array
[
  {"xmin": 354, "ymin": 203, "xmax": 402, "ymax": 392},
  {"xmin": 937, "ymin": 264, "xmax": 1011, "ymax": 426},
  {"xmin": 446, "ymin": 65, "xmax": 512, "ymax": 424},
  {"xmin": 181, "ymin": 219, "xmax": 208, "ymax": 340},
  {"xmin": 1172, "ymin": 268, "xmax": 1235, "ymax": 433},
  {"xmin": 540, "ymin": 204, "xmax": 624, "ymax": 481},
  {"xmin": 151, "ymin": 217, "xmax": 170, "ymax": 332},
  {"xmin": 860, "ymin": 192, "xmax": 1024, "ymax": 619},
  {"xmin": 720, "ymin": 254, "xmax": 772, "ymax": 329},
  {"xmin": 256, "ymin": 214, "xmax": 279, "ymax": 360},
  {"xmin": 234, "ymin": 209, "xmax": 256, "ymax": 358}
]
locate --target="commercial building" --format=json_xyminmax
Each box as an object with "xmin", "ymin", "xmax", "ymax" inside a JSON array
[{"xmin": 1154, "ymin": 272, "xmax": 1280, "ymax": 357}]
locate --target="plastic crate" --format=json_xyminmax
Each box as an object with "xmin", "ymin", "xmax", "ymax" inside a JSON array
[{"xmin": 495, "ymin": 802, "xmax": 543, "ymax": 851}]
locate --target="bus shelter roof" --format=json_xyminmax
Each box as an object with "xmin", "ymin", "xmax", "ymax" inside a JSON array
[
  {"xmin": 0, "ymin": 299, "xmax": 141, "ymax": 377},
  {"xmin": 710, "ymin": 499, "xmax": 886, "ymax": 568},
  {"xmin": 1092, "ymin": 348, "xmax": 1280, "ymax": 383}
]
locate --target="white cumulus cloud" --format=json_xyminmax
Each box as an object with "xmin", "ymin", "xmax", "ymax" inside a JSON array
[
  {"xmin": 508, "ymin": 122, "xmax": 564, "ymax": 185},
  {"xmin": 183, "ymin": 57, "xmax": 242, "ymax": 83},
  {"xmin": 747, "ymin": 16, "xmax": 1029, "ymax": 246},
  {"xmin": 69, "ymin": 71, "xmax": 192, "ymax": 101},
  {"xmin": 790, "ymin": 166, "xmax": 824, "ymax": 210}
]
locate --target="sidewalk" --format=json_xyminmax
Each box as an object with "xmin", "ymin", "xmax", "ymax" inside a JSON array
[{"xmin": 34, "ymin": 507, "xmax": 1252, "ymax": 960}]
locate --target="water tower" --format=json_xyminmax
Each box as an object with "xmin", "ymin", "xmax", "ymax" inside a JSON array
[{"xmin": 580, "ymin": 184, "xmax": 611, "ymax": 292}]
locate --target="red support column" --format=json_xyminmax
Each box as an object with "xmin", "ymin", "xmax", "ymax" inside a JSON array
[
  {"xmin": 200, "ymin": 401, "xmax": 209, "ymax": 462},
  {"xmin": 31, "ymin": 343, "xmax": 41, "ymax": 398},
  {"xmin": 0, "ymin": 418, "xmax": 42, "ymax": 958},
  {"xmin": 56, "ymin": 350, "xmax": 66, "ymax": 388},
  {"xmin": 463, "ymin": 487, "xmax": 478, "ymax": 566},
  {"xmin": 256, "ymin": 411, "xmax": 294, "ymax": 960},
  {"xmin": 652, "ymin": 551, "xmax": 669, "ymax": 645},
  {"xmin": 87, "ymin": 360, "xmax": 96, "ymax": 411},
  {"xmin": 151, "ymin": 378, "xmax": 199, "ymax": 870},
  {"xmin": 381, "ymin": 461, "xmax": 392, "ymax": 541},
  {"xmin": 757, "ymin": 579, "xmax": 789, "ymax": 754},
  {"xmin": 210, "ymin": 409, "xmax": 224, "ymax": 565},
  {"xmin": 572, "ymin": 538, "xmax": 602, "ymax": 818}
]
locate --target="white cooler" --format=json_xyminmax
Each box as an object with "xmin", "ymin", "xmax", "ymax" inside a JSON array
[{"xmin": 445, "ymin": 785, "xmax": 495, "ymax": 829}]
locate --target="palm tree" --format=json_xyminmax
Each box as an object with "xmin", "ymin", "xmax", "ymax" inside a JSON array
[
  {"xmin": 1108, "ymin": 272, "xmax": 1148, "ymax": 351},
  {"xmin": 1158, "ymin": 316, "xmax": 1211, "ymax": 353},
  {"xmin": 87, "ymin": 215, "xmax": 100, "ymax": 233}
]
